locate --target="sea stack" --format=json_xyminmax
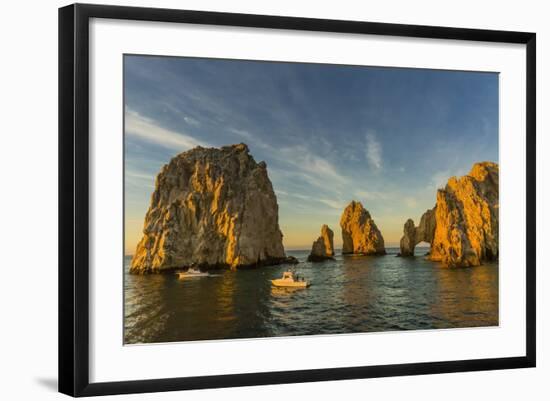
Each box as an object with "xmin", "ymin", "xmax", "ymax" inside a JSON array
[
  {"xmin": 340, "ymin": 201, "xmax": 386, "ymax": 255},
  {"xmin": 399, "ymin": 162, "xmax": 498, "ymax": 267},
  {"xmin": 307, "ymin": 224, "xmax": 335, "ymax": 262},
  {"xmin": 398, "ymin": 208, "xmax": 436, "ymax": 256},
  {"xmin": 399, "ymin": 219, "xmax": 417, "ymax": 257},
  {"xmin": 430, "ymin": 162, "xmax": 499, "ymax": 267},
  {"xmin": 130, "ymin": 143, "xmax": 289, "ymax": 273}
]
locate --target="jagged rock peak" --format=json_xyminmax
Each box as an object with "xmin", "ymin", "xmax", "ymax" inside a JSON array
[
  {"xmin": 307, "ymin": 224, "xmax": 335, "ymax": 262},
  {"xmin": 130, "ymin": 143, "xmax": 289, "ymax": 273},
  {"xmin": 429, "ymin": 161, "xmax": 499, "ymax": 267},
  {"xmin": 340, "ymin": 201, "xmax": 386, "ymax": 255}
]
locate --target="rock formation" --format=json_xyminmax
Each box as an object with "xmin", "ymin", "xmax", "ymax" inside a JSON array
[
  {"xmin": 399, "ymin": 162, "xmax": 498, "ymax": 267},
  {"xmin": 399, "ymin": 219, "xmax": 417, "ymax": 257},
  {"xmin": 398, "ymin": 208, "xmax": 436, "ymax": 256},
  {"xmin": 307, "ymin": 224, "xmax": 335, "ymax": 262},
  {"xmin": 430, "ymin": 162, "xmax": 499, "ymax": 267},
  {"xmin": 340, "ymin": 201, "xmax": 386, "ymax": 255},
  {"xmin": 130, "ymin": 143, "xmax": 291, "ymax": 273}
]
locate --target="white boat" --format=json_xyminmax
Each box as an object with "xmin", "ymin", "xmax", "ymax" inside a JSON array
[
  {"xmin": 177, "ymin": 268, "xmax": 209, "ymax": 279},
  {"xmin": 271, "ymin": 271, "xmax": 310, "ymax": 288}
]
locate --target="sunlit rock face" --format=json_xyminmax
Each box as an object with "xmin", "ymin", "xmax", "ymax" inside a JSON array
[
  {"xmin": 130, "ymin": 143, "xmax": 287, "ymax": 273},
  {"xmin": 399, "ymin": 208, "xmax": 436, "ymax": 256},
  {"xmin": 340, "ymin": 201, "xmax": 386, "ymax": 255},
  {"xmin": 429, "ymin": 162, "xmax": 499, "ymax": 267},
  {"xmin": 308, "ymin": 224, "xmax": 335, "ymax": 262}
]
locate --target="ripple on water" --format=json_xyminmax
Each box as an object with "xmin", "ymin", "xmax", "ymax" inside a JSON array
[{"xmin": 123, "ymin": 251, "xmax": 499, "ymax": 344}]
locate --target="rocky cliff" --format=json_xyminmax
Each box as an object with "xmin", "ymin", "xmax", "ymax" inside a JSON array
[
  {"xmin": 130, "ymin": 143, "xmax": 289, "ymax": 273},
  {"xmin": 340, "ymin": 201, "xmax": 386, "ymax": 255},
  {"xmin": 399, "ymin": 162, "xmax": 498, "ymax": 267},
  {"xmin": 430, "ymin": 162, "xmax": 499, "ymax": 267},
  {"xmin": 308, "ymin": 224, "xmax": 335, "ymax": 262}
]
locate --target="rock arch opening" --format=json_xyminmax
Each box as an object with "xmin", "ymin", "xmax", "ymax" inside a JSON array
[
  {"xmin": 416, "ymin": 241, "xmax": 431, "ymax": 256},
  {"xmin": 398, "ymin": 208, "xmax": 436, "ymax": 257}
]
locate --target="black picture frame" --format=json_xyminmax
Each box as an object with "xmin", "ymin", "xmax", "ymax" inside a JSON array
[{"xmin": 59, "ymin": 3, "xmax": 536, "ymax": 397}]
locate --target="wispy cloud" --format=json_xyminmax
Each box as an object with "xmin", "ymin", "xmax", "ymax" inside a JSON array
[
  {"xmin": 125, "ymin": 108, "xmax": 209, "ymax": 151},
  {"xmin": 279, "ymin": 146, "xmax": 348, "ymax": 184},
  {"xmin": 125, "ymin": 169, "xmax": 156, "ymax": 191},
  {"xmin": 183, "ymin": 116, "xmax": 201, "ymax": 126},
  {"xmin": 126, "ymin": 170, "xmax": 154, "ymax": 182},
  {"xmin": 354, "ymin": 189, "xmax": 386, "ymax": 201},
  {"xmin": 275, "ymin": 189, "xmax": 289, "ymax": 197},
  {"xmin": 229, "ymin": 127, "xmax": 254, "ymax": 141},
  {"xmin": 365, "ymin": 131, "xmax": 382, "ymax": 170},
  {"xmin": 318, "ymin": 198, "xmax": 345, "ymax": 210}
]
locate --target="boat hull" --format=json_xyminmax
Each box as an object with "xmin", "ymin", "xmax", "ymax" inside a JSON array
[
  {"xmin": 271, "ymin": 279, "xmax": 309, "ymax": 288},
  {"xmin": 177, "ymin": 272, "xmax": 209, "ymax": 279}
]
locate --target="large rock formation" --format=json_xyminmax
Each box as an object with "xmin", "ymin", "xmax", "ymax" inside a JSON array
[
  {"xmin": 430, "ymin": 162, "xmax": 499, "ymax": 267},
  {"xmin": 307, "ymin": 224, "xmax": 335, "ymax": 262},
  {"xmin": 340, "ymin": 201, "xmax": 386, "ymax": 255},
  {"xmin": 399, "ymin": 208, "xmax": 436, "ymax": 256},
  {"xmin": 130, "ymin": 143, "xmax": 290, "ymax": 273},
  {"xmin": 399, "ymin": 162, "xmax": 498, "ymax": 267}
]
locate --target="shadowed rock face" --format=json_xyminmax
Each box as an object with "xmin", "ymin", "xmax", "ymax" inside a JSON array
[
  {"xmin": 399, "ymin": 162, "xmax": 498, "ymax": 267},
  {"xmin": 399, "ymin": 219, "xmax": 417, "ymax": 257},
  {"xmin": 308, "ymin": 224, "xmax": 335, "ymax": 262},
  {"xmin": 340, "ymin": 201, "xmax": 386, "ymax": 255},
  {"xmin": 130, "ymin": 144, "xmax": 287, "ymax": 273}
]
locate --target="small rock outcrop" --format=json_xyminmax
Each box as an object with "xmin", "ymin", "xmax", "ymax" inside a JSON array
[
  {"xmin": 130, "ymin": 143, "xmax": 289, "ymax": 273},
  {"xmin": 340, "ymin": 201, "xmax": 386, "ymax": 255},
  {"xmin": 430, "ymin": 162, "xmax": 499, "ymax": 267},
  {"xmin": 399, "ymin": 162, "xmax": 498, "ymax": 267},
  {"xmin": 307, "ymin": 224, "xmax": 335, "ymax": 262},
  {"xmin": 398, "ymin": 208, "xmax": 436, "ymax": 256},
  {"xmin": 399, "ymin": 219, "xmax": 417, "ymax": 257}
]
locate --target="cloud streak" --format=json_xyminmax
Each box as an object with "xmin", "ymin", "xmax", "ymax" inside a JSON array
[
  {"xmin": 125, "ymin": 108, "xmax": 209, "ymax": 151},
  {"xmin": 354, "ymin": 189, "xmax": 386, "ymax": 201},
  {"xmin": 365, "ymin": 131, "xmax": 382, "ymax": 170},
  {"xmin": 278, "ymin": 145, "xmax": 349, "ymax": 184}
]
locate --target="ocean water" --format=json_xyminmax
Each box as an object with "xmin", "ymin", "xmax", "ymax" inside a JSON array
[{"xmin": 124, "ymin": 247, "xmax": 498, "ymax": 344}]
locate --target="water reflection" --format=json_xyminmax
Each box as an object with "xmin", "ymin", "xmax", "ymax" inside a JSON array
[
  {"xmin": 124, "ymin": 249, "xmax": 499, "ymax": 344},
  {"xmin": 430, "ymin": 263, "xmax": 499, "ymax": 328},
  {"xmin": 124, "ymin": 273, "xmax": 172, "ymax": 343}
]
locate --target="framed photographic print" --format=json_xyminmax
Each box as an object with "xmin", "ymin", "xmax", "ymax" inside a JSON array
[{"xmin": 58, "ymin": 3, "xmax": 536, "ymax": 397}]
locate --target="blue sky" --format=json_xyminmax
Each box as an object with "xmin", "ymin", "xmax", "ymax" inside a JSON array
[{"xmin": 124, "ymin": 55, "xmax": 498, "ymax": 253}]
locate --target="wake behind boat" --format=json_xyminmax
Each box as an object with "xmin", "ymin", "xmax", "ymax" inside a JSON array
[
  {"xmin": 177, "ymin": 267, "xmax": 209, "ymax": 279},
  {"xmin": 271, "ymin": 271, "xmax": 310, "ymax": 288}
]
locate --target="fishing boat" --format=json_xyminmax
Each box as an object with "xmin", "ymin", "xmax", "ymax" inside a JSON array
[
  {"xmin": 271, "ymin": 271, "xmax": 309, "ymax": 288},
  {"xmin": 177, "ymin": 267, "xmax": 209, "ymax": 279}
]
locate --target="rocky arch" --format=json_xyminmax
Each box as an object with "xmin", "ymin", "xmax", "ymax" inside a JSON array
[{"xmin": 399, "ymin": 207, "xmax": 436, "ymax": 256}]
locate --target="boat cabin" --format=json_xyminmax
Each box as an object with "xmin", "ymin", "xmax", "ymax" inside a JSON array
[{"xmin": 282, "ymin": 271, "xmax": 294, "ymax": 280}]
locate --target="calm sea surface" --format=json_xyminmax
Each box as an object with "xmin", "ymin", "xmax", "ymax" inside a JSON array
[{"xmin": 124, "ymin": 247, "xmax": 498, "ymax": 344}]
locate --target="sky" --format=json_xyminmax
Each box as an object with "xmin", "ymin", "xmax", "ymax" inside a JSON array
[{"xmin": 124, "ymin": 55, "xmax": 498, "ymax": 254}]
